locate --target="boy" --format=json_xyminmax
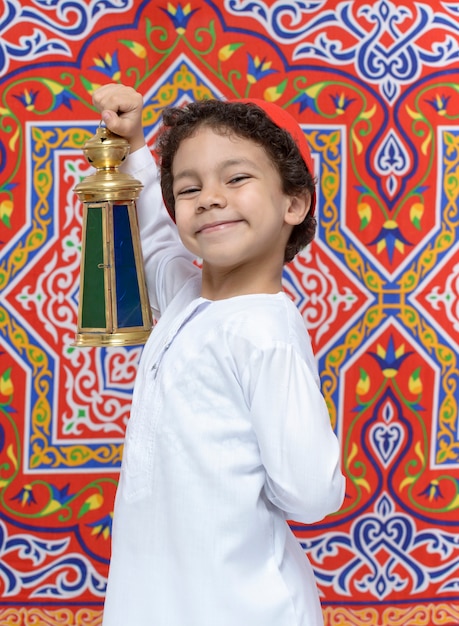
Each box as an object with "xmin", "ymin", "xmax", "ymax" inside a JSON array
[{"xmin": 93, "ymin": 84, "xmax": 345, "ymax": 626}]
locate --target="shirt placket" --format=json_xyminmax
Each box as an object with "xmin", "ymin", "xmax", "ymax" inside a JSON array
[{"xmin": 149, "ymin": 298, "xmax": 210, "ymax": 379}]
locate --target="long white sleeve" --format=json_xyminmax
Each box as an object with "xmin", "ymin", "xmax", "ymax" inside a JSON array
[
  {"xmin": 122, "ymin": 146, "xmax": 198, "ymax": 318},
  {"xmin": 248, "ymin": 342, "xmax": 345, "ymax": 523},
  {"xmin": 229, "ymin": 296, "xmax": 345, "ymax": 525}
]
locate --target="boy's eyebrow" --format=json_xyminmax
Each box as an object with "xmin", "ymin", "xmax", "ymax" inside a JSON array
[
  {"xmin": 173, "ymin": 157, "xmax": 260, "ymax": 182},
  {"xmin": 173, "ymin": 169, "xmax": 198, "ymax": 183}
]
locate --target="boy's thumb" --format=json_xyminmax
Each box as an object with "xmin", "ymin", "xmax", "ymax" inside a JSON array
[{"xmin": 101, "ymin": 110, "xmax": 119, "ymax": 133}]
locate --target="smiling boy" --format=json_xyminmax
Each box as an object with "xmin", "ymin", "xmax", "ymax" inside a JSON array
[
  {"xmin": 93, "ymin": 85, "xmax": 345, "ymax": 626},
  {"xmin": 171, "ymin": 124, "xmax": 305, "ymax": 298}
]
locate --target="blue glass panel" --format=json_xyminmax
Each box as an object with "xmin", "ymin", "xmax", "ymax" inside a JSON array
[{"xmin": 113, "ymin": 204, "xmax": 143, "ymax": 328}]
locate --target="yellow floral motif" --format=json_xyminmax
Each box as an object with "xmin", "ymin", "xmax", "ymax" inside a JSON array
[
  {"xmin": 264, "ymin": 79, "xmax": 287, "ymax": 103},
  {"xmin": 218, "ymin": 43, "xmax": 243, "ymax": 62},
  {"xmin": 81, "ymin": 79, "xmax": 103, "ymax": 95},
  {"xmin": 42, "ymin": 79, "xmax": 65, "ymax": 95},
  {"xmin": 376, "ymin": 220, "xmax": 406, "ymax": 255},
  {"xmin": 351, "ymin": 127, "xmax": 364, "ymax": 154},
  {"xmin": 354, "ymin": 477, "xmax": 372, "ymax": 492},
  {"xmin": 376, "ymin": 341, "xmax": 406, "ymax": 378},
  {"xmin": 90, "ymin": 511, "xmax": 113, "ymax": 539},
  {"xmin": 0, "ymin": 199, "xmax": 13, "ymax": 226},
  {"xmin": 430, "ymin": 94, "xmax": 449, "ymax": 116},
  {"xmin": 22, "ymin": 88, "xmax": 37, "ymax": 111},
  {"xmin": 447, "ymin": 493, "xmax": 459, "ymax": 510},
  {"xmin": 424, "ymin": 479, "xmax": 441, "ymax": 501},
  {"xmin": 156, "ymin": 65, "xmax": 214, "ymax": 107},
  {"xmin": 0, "ymin": 367, "xmax": 13, "ymax": 396},
  {"xmin": 400, "ymin": 475, "xmax": 416, "ymax": 490},
  {"xmin": 356, "ymin": 368, "xmax": 370, "ymax": 395},
  {"xmin": 357, "ymin": 201, "xmax": 372, "ymax": 228},
  {"xmin": 166, "ymin": 2, "xmax": 196, "ymax": 35},
  {"xmin": 18, "ymin": 484, "xmax": 35, "ymax": 506},
  {"xmin": 41, "ymin": 499, "xmax": 63, "ymax": 516},
  {"xmin": 359, "ymin": 104, "xmax": 377, "ymax": 120},
  {"xmin": 408, "ymin": 367, "xmax": 422, "ymax": 395},
  {"xmin": 406, "ymin": 104, "xmax": 424, "ymax": 121},
  {"xmin": 410, "ymin": 202, "xmax": 424, "ymax": 229},
  {"xmin": 93, "ymin": 53, "xmax": 121, "ymax": 81},
  {"xmin": 302, "ymin": 82, "xmax": 325, "ymax": 99},
  {"xmin": 6, "ymin": 444, "xmax": 18, "ymax": 470},
  {"xmin": 78, "ymin": 493, "xmax": 104, "ymax": 518},
  {"xmin": 122, "ymin": 40, "xmax": 147, "ymax": 59},
  {"xmin": 333, "ymin": 92, "xmax": 349, "ymax": 114},
  {"xmin": 247, "ymin": 56, "xmax": 274, "ymax": 84}
]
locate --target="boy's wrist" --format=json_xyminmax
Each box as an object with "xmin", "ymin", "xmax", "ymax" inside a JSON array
[{"xmin": 129, "ymin": 135, "xmax": 146, "ymax": 153}]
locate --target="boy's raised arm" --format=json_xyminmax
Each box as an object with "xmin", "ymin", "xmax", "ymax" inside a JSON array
[{"xmin": 92, "ymin": 84, "xmax": 197, "ymax": 318}]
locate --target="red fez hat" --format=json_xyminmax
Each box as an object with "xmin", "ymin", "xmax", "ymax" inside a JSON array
[{"xmin": 237, "ymin": 98, "xmax": 316, "ymax": 216}]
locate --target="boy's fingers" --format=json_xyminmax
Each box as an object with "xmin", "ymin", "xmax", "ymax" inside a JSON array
[
  {"xmin": 101, "ymin": 109, "xmax": 123, "ymax": 134},
  {"xmin": 92, "ymin": 85, "xmax": 144, "ymax": 148},
  {"xmin": 100, "ymin": 107, "xmax": 136, "ymax": 134},
  {"xmin": 93, "ymin": 85, "xmax": 143, "ymax": 116}
]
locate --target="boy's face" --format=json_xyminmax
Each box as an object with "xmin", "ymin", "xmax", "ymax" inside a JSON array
[{"xmin": 172, "ymin": 126, "xmax": 307, "ymax": 286}]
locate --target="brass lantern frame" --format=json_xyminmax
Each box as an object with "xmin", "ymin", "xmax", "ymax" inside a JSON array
[{"xmin": 73, "ymin": 125, "xmax": 152, "ymax": 347}]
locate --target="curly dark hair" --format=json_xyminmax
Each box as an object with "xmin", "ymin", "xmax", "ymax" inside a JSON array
[{"xmin": 155, "ymin": 99, "xmax": 317, "ymax": 263}]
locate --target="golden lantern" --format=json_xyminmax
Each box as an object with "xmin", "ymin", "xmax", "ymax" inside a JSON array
[{"xmin": 73, "ymin": 125, "xmax": 152, "ymax": 347}]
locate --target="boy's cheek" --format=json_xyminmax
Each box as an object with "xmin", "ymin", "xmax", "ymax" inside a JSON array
[{"xmin": 175, "ymin": 219, "xmax": 196, "ymax": 250}]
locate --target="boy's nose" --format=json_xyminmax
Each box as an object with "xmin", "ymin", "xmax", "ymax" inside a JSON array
[{"xmin": 197, "ymin": 186, "xmax": 227, "ymax": 211}]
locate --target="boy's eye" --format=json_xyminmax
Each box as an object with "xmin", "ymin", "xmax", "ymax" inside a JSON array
[
  {"xmin": 176, "ymin": 186, "xmax": 200, "ymax": 196},
  {"xmin": 229, "ymin": 175, "xmax": 250, "ymax": 184}
]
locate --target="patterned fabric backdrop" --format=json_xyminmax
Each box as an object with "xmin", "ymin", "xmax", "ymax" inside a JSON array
[{"xmin": 1, "ymin": 1, "xmax": 459, "ymax": 624}]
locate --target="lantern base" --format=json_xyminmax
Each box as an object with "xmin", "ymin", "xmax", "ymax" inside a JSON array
[{"xmin": 73, "ymin": 329, "xmax": 151, "ymax": 348}]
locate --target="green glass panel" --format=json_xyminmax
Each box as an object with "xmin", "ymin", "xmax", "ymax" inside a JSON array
[{"xmin": 81, "ymin": 206, "xmax": 106, "ymax": 328}]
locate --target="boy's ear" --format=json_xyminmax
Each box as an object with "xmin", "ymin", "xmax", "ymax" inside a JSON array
[{"xmin": 284, "ymin": 193, "xmax": 311, "ymax": 225}]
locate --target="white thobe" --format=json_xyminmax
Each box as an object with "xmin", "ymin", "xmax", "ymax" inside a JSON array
[{"xmin": 101, "ymin": 147, "xmax": 345, "ymax": 626}]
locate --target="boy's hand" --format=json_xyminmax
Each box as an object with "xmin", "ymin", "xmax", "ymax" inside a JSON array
[{"xmin": 92, "ymin": 84, "xmax": 145, "ymax": 153}]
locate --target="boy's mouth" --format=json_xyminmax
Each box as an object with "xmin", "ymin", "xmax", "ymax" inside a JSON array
[{"xmin": 196, "ymin": 220, "xmax": 243, "ymax": 234}]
